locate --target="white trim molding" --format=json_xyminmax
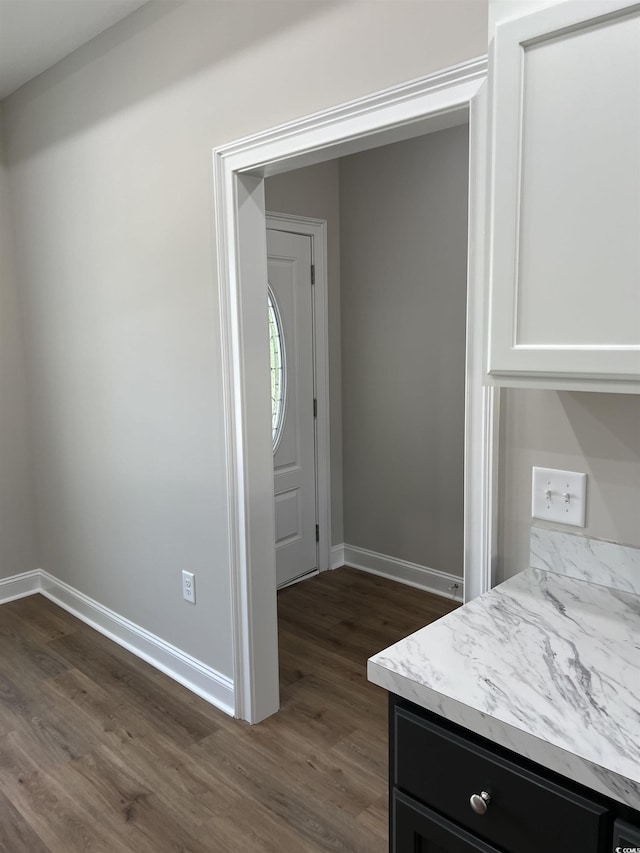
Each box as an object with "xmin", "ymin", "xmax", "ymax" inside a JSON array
[
  {"xmin": 0, "ymin": 571, "xmax": 234, "ymax": 716},
  {"xmin": 213, "ymin": 54, "xmax": 494, "ymax": 724},
  {"xmin": 343, "ymin": 545, "xmax": 463, "ymax": 603},
  {"xmin": 0, "ymin": 570, "xmax": 41, "ymax": 604},
  {"xmin": 330, "ymin": 544, "xmax": 345, "ymax": 571},
  {"xmin": 463, "ymin": 80, "xmax": 499, "ymax": 602}
]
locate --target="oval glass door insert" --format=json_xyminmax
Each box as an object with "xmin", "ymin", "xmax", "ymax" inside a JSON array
[{"xmin": 268, "ymin": 286, "xmax": 286, "ymax": 448}]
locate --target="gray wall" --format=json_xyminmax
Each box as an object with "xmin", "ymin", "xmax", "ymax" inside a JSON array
[
  {"xmin": 498, "ymin": 390, "xmax": 640, "ymax": 583},
  {"xmin": 264, "ymin": 161, "xmax": 343, "ymax": 546},
  {"xmin": 339, "ymin": 127, "xmax": 470, "ymax": 576},
  {"xmin": 0, "ymin": 115, "xmax": 37, "ymax": 579},
  {"xmin": 1, "ymin": 1, "xmax": 487, "ymax": 674}
]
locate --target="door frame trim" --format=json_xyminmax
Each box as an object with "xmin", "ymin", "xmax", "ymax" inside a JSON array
[
  {"xmin": 213, "ymin": 55, "xmax": 495, "ymax": 723},
  {"xmin": 266, "ymin": 213, "xmax": 331, "ymax": 579}
]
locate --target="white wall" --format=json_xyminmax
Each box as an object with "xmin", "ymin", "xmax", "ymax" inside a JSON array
[
  {"xmin": 1, "ymin": 1, "xmax": 487, "ymax": 678},
  {"xmin": 0, "ymin": 113, "xmax": 37, "ymax": 580},
  {"xmin": 339, "ymin": 127, "xmax": 470, "ymax": 577},
  {"xmin": 264, "ymin": 161, "xmax": 343, "ymax": 546},
  {"xmin": 498, "ymin": 390, "xmax": 640, "ymax": 583}
]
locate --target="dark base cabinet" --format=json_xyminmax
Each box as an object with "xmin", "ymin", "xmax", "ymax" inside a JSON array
[{"xmin": 389, "ymin": 694, "xmax": 640, "ymax": 853}]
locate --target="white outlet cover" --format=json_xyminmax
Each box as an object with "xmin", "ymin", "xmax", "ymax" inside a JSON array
[
  {"xmin": 182, "ymin": 570, "xmax": 196, "ymax": 604},
  {"xmin": 532, "ymin": 467, "xmax": 587, "ymax": 528}
]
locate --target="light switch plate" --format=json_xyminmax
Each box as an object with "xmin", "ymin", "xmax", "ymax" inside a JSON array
[{"xmin": 531, "ymin": 467, "xmax": 587, "ymax": 527}]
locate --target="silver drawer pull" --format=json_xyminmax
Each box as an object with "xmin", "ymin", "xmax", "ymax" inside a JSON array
[{"xmin": 470, "ymin": 791, "xmax": 491, "ymax": 815}]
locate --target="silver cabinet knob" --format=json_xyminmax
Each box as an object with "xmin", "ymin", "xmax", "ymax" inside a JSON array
[{"xmin": 470, "ymin": 791, "xmax": 491, "ymax": 815}]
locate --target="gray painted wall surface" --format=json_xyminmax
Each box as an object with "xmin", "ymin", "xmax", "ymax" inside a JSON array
[
  {"xmin": 264, "ymin": 162, "xmax": 343, "ymax": 546},
  {"xmin": 1, "ymin": 1, "xmax": 487, "ymax": 674},
  {"xmin": 339, "ymin": 127, "xmax": 469, "ymax": 576},
  {"xmin": 498, "ymin": 390, "xmax": 640, "ymax": 583},
  {"xmin": 0, "ymin": 117, "xmax": 37, "ymax": 579}
]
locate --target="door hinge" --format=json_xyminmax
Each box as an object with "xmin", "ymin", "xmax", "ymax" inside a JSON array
[
  {"xmin": 313, "ymin": 398, "xmax": 317, "ymax": 418},
  {"xmin": 311, "ymin": 264, "xmax": 315, "ymax": 285},
  {"xmin": 315, "ymin": 524, "xmax": 320, "ymax": 543}
]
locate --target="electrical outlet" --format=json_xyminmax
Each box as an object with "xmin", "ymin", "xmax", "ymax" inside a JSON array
[
  {"xmin": 182, "ymin": 570, "xmax": 196, "ymax": 604},
  {"xmin": 531, "ymin": 467, "xmax": 587, "ymax": 527}
]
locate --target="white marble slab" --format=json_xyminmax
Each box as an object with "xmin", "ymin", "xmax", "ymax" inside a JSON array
[
  {"xmin": 368, "ymin": 568, "xmax": 640, "ymax": 809},
  {"xmin": 530, "ymin": 527, "xmax": 640, "ymax": 596}
]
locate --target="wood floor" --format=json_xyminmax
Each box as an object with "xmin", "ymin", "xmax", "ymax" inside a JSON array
[{"xmin": 0, "ymin": 568, "xmax": 457, "ymax": 852}]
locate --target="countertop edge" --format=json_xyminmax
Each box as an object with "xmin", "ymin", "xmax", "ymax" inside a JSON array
[{"xmin": 367, "ymin": 657, "xmax": 640, "ymax": 811}]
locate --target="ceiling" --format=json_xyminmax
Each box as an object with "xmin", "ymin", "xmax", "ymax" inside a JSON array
[{"xmin": 0, "ymin": 0, "xmax": 149, "ymax": 101}]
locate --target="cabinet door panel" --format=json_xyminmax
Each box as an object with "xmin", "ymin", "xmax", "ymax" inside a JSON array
[
  {"xmin": 393, "ymin": 791, "xmax": 505, "ymax": 853},
  {"xmin": 488, "ymin": 0, "xmax": 640, "ymax": 385},
  {"xmin": 613, "ymin": 819, "xmax": 640, "ymax": 848},
  {"xmin": 518, "ymin": 14, "xmax": 639, "ymax": 348}
]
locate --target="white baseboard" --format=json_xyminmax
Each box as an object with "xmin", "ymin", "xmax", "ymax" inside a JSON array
[
  {"xmin": 342, "ymin": 544, "xmax": 463, "ymax": 602},
  {"xmin": 330, "ymin": 543, "xmax": 345, "ymax": 570},
  {"xmin": 0, "ymin": 570, "xmax": 41, "ymax": 604},
  {"xmin": 0, "ymin": 569, "xmax": 235, "ymax": 717}
]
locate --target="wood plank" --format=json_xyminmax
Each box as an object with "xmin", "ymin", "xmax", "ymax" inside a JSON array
[
  {"xmin": 0, "ymin": 788, "xmax": 50, "ymax": 853},
  {"xmin": 0, "ymin": 596, "xmax": 79, "ymax": 645},
  {"xmin": 0, "ymin": 731, "xmax": 122, "ymax": 853},
  {"xmin": 356, "ymin": 793, "xmax": 389, "ymax": 839},
  {"xmin": 47, "ymin": 630, "xmax": 219, "ymax": 746},
  {"xmin": 190, "ymin": 729, "xmax": 384, "ymax": 853},
  {"xmin": 46, "ymin": 750, "xmax": 217, "ymax": 853}
]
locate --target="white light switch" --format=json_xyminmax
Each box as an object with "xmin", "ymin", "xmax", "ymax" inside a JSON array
[{"xmin": 531, "ymin": 467, "xmax": 587, "ymax": 527}]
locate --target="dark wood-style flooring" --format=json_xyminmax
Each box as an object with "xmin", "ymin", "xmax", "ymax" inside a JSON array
[{"xmin": 0, "ymin": 567, "xmax": 457, "ymax": 852}]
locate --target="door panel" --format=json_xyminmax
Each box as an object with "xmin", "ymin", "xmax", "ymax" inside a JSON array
[
  {"xmin": 274, "ymin": 488, "xmax": 302, "ymax": 544},
  {"xmin": 267, "ymin": 228, "xmax": 317, "ymax": 587}
]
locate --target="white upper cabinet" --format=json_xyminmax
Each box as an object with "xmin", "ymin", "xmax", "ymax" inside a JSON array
[{"xmin": 487, "ymin": 1, "xmax": 640, "ymax": 392}]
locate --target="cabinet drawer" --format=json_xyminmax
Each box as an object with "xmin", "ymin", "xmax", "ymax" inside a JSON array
[{"xmin": 394, "ymin": 705, "xmax": 610, "ymax": 853}]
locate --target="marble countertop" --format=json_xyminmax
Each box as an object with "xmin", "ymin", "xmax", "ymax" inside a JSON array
[{"xmin": 368, "ymin": 567, "xmax": 640, "ymax": 809}]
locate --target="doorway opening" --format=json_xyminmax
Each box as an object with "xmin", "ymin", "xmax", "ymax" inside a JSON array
[{"xmin": 213, "ymin": 56, "xmax": 498, "ymax": 723}]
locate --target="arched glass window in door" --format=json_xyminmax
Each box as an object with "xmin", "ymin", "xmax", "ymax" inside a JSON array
[{"xmin": 268, "ymin": 287, "xmax": 286, "ymax": 448}]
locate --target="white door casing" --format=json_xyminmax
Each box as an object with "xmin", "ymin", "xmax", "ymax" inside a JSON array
[
  {"xmin": 267, "ymin": 229, "xmax": 318, "ymax": 587},
  {"xmin": 213, "ymin": 56, "xmax": 495, "ymax": 724},
  {"xmin": 465, "ymin": 79, "xmax": 500, "ymax": 601}
]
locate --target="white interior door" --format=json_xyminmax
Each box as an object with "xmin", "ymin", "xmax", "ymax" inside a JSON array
[{"xmin": 267, "ymin": 228, "xmax": 318, "ymax": 587}]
